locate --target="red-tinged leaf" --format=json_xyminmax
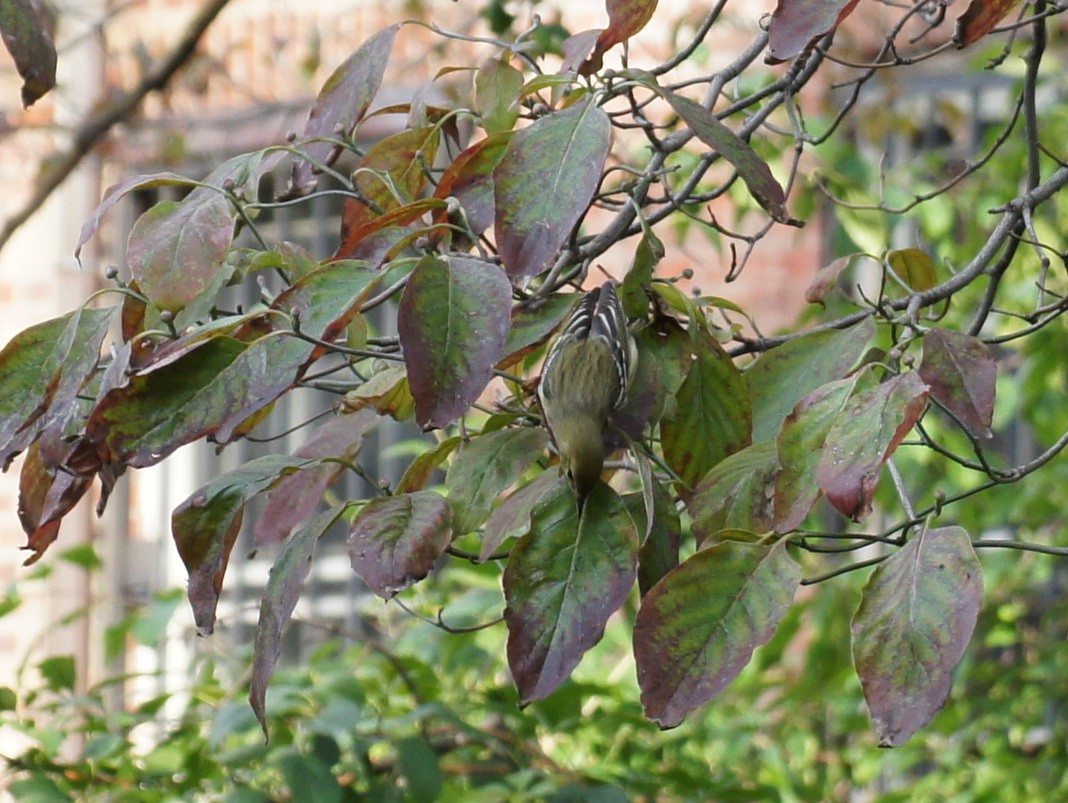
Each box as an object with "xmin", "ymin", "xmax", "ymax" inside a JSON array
[
  {"xmin": 634, "ymin": 539, "xmax": 801, "ymax": 728},
  {"xmin": 560, "ymin": 29, "xmax": 602, "ymax": 77},
  {"xmin": 584, "ymin": 0, "xmax": 659, "ymax": 74},
  {"xmin": 774, "ymin": 375, "xmax": 864, "ymax": 532},
  {"xmin": 138, "ymin": 312, "xmax": 264, "ymax": 372},
  {"xmin": 398, "ymin": 255, "xmax": 512, "ymax": 429},
  {"xmin": 17, "ymin": 441, "xmax": 91, "ymax": 565},
  {"xmin": 804, "ymin": 253, "xmax": 862, "ymax": 306},
  {"xmin": 446, "ymin": 428, "xmax": 549, "ymax": 535},
  {"xmin": 173, "ymin": 455, "xmax": 311, "ymax": 635},
  {"xmin": 494, "ymin": 97, "xmax": 612, "ymax": 282},
  {"xmin": 689, "ymin": 442, "xmax": 780, "ymax": 543},
  {"xmin": 432, "ymin": 132, "xmax": 513, "ymax": 242},
  {"xmin": 817, "ymin": 372, "xmax": 930, "ymax": 521},
  {"xmin": 627, "ymin": 476, "xmax": 681, "ymax": 597},
  {"xmin": 852, "ymin": 526, "xmax": 984, "ymax": 746},
  {"xmin": 344, "ymin": 364, "xmax": 416, "ymax": 421},
  {"xmin": 250, "ymin": 507, "xmax": 337, "ymax": 735},
  {"xmin": 481, "ymin": 471, "xmax": 563, "ymax": 562},
  {"xmin": 746, "ymin": 317, "xmax": 876, "ymax": 443},
  {"xmin": 658, "ymin": 88, "xmax": 797, "ymax": 225},
  {"xmin": 336, "ymin": 198, "xmax": 446, "ymax": 259},
  {"xmin": 286, "ymin": 25, "xmax": 398, "ymax": 196},
  {"xmin": 126, "ymin": 194, "xmax": 234, "ymax": 312},
  {"xmin": 954, "ymin": 0, "xmax": 1024, "ymax": 47},
  {"xmin": 886, "ymin": 248, "xmax": 937, "ymax": 293},
  {"xmin": 920, "ymin": 328, "xmax": 996, "ymax": 439},
  {"xmin": 347, "ymin": 491, "xmax": 452, "ymax": 599},
  {"xmin": 476, "ymin": 57, "xmax": 524, "ymax": 134},
  {"xmin": 501, "ymin": 293, "xmax": 575, "ymax": 365},
  {"xmin": 766, "ymin": 0, "xmax": 863, "ymax": 64},
  {"xmin": 661, "ymin": 329, "xmax": 751, "ymax": 489},
  {"xmin": 337, "ymin": 126, "xmax": 441, "ymax": 241},
  {"xmin": 0, "ymin": 307, "xmax": 112, "ymax": 469},
  {"xmin": 504, "ymin": 481, "xmax": 637, "ymax": 704},
  {"xmin": 395, "ymin": 436, "xmax": 462, "ymax": 495},
  {"xmin": 0, "ymin": 0, "xmax": 56, "ymax": 107},
  {"xmin": 254, "ymin": 410, "xmax": 379, "ymax": 546}
]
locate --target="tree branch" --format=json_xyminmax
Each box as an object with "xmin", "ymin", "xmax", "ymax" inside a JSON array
[{"xmin": 0, "ymin": 0, "xmax": 235, "ymax": 256}]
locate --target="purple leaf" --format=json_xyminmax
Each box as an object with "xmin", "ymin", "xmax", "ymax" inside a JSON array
[
  {"xmin": 347, "ymin": 491, "xmax": 453, "ymax": 598},
  {"xmin": 250, "ymin": 508, "xmax": 337, "ymax": 735},
  {"xmin": 398, "ymin": 255, "xmax": 512, "ymax": 429},
  {"xmin": 504, "ymin": 481, "xmax": 637, "ymax": 704},
  {"xmin": 286, "ymin": 25, "xmax": 398, "ymax": 197},
  {"xmin": 919, "ymin": 328, "xmax": 996, "ymax": 439},
  {"xmin": 172, "ymin": 455, "xmax": 310, "ymax": 635},
  {"xmin": 634, "ymin": 540, "xmax": 800, "ymax": 728},
  {"xmin": 852, "ymin": 526, "xmax": 984, "ymax": 746},
  {"xmin": 817, "ymin": 372, "xmax": 929, "ymax": 521},
  {"xmin": 432, "ymin": 132, "xmax": 513, "ymax": 242},
  {"xmin": 494, "ymin": 97, "xmax": 611, "ymax": 282},
  {"xmin": 254, "ymin": 410, "xmax": 379, "ymax": 546},
  {"xmin": 766, "ymin": 0, "xmax": 863, "ymax": 64},
  {"xmin": 481, "ymin": 471, "xmax": 563, "ymax": 562}
]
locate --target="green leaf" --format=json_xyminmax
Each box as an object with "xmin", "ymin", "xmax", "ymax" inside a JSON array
[
  {"xmin": 745, "ymin": 317, "xmax": 876, "ymax": 443},
  {"xmin": 0, "ymin": 0, "xmax": 56, "ymax": 107},
  {"xmin": 251, "ymin": 508, "xmax": 337, "ymax": 736},
  {"xmin": 287, "ymin": 24, "xmax": 398, "ymax": 195},
  {"xmin": 886, "ymin": 247, "xmax": 937, "ymax": 293},
  {"xmin": 494, "ymin": 96, "xmax": 612, "ymax": 281},
  {"xmin": 476, "ymin": 57, "xmax": 524, "ymax": 134},
  {"xmin": 919, "ymin": 327, "xmax": 996, "ymax": 438},
  {"xmin": 689, "ymin": 441, "xmax": 780, "ymax": 542},
  {"xmin": 398, "ymin": 255, "xmax": 512, "ymax": 429},
  {"xmin": 172, "ymin": 455, "xmax": 310, "ymax": 635},
  {"xmin": 503, "ymin": 482, "xmax": 637, "ymax": 704},
  {"xmin": 627, "ymin": 477, "xmax": 681, "ymax": 597},
  {"xmin": 347, "ymin": 491, "xmax": 453, "ymax": 598},
  {"xmin": 0, "ymin": 686, "xmax": 16, "ymax": 710},
  {"xmin": 658, "ymin": 86, "xmax": 796, "ymax": 224},
  {"xmin": 502, "ymin": 293, "xmax": 575, "ymax": 364},
  {"xmin": 774, "ymin": 376, "xmax": 863, "ymax": 532},
  {"xmin": 397, "ymin": 736, "xmax": 444, "ymax": 803},
  {"xmin": 633, "ymin": 540, "xmax": 800, "ymax": 728},
  {"xmin": 817, "ymin": 372, "xmax": 929, "ymax": 521},
  {"xmin": 619, "ymin": 220, "xmax": 663, "ymax": 318},
  {"xmin": 37, "ymin": 654, "xmax": 76, "ymax": 691},
  {"xmin": 396, "ymin": 435, "xmax": 462, "ymax": 494},
  {"xmin": 852, "ymin": 526, "xmax": 984, "ymax": 746},
  {"xmin": 446, "ymin": 428, "xmax": 549, "ymax": 534},
  {"xmin": 661, "ymin": 329, "xmax": 751, "ymax": 488},
  {"xmin": 481, "ymin": 470, "xmax": 563, "ymax": 562},
  {"xmin": 280, "ymin": 753, "xmax": 342, "ymax": 803}
]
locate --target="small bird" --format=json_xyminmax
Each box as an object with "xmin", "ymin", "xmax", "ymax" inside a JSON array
[{"xmin": 538, "ymin": 281, "xmax": 637, "ymax": 506}]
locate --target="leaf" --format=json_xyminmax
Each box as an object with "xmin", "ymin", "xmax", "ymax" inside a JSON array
[
  {"xmin": 851, "ymin": 526, "xmax": 984, "ymax": 746},
  {"xmin": 745, "ymin": 317, "xmax": 876, "ymax": 443},
  {"xmin": 0, "ymin": 0, "xmax": 56, "ymax": 107},
  {"xmin": 886, "ymin": 248, "xmax": 937, "ymax": 293},
  {"xmin": 88, "ymin": 264, "xmax": 377, "ymax": 466},
  {"xmin": 18, "ymin": 441, "xmax": 92, "ymax": 565},
  {"xmin": 774, "ymin": 376, "xmax": 863, "ymax": 532},
  {"xmin": 619, "ymin": 221, "xmax": 663, "ymax": 318},
  {"xmin": 658, "ymin": 87, "xmax": 796, "ymax": 225},
  {"xmin": 432, "ymin": 132, "xmax": 513, "ymax": 242},
  {"xmin": 481, "ymin": 471, "xmax": 563, "ymax": 562},
  {"xmin": 398, "ymin": 255, "xmax": 512, "ymax": 429},
  {"xmin": 954, "ymin": 0, "xmax": 1025, "ymax": 47},
  {"xmin": 396, "ymin": 435, "xmax": 462, "ymax": 494},
  {"xmin": 817, "ymin": 372, "xmax": 930, "ymax": 521},
  {"xmin": 919, "ymin": 328, "xmax": 996, "ymax": 439},
  {"xmin": 344, "ymin": 364, "xmax": 416, "ymax": 421},
  {"xmin": 504, "ymin": 481, "xmax": 637, "ymax": 704},
  {"xmin": 172, "ymin": 455, "xmax": 310, "ymax": 635},
  {"xmin": 476, "ymin": 57, "xmax": 524, "ymax": 134},
  {"xmin": 446, "ymin": 428, "xmax": 549, "ymax": 535},
  {"xmin": 397, "ymin": 736, "xmax": 444, "ymax": 803},
  {"xmin": 634, "ymin": 540, "xmax": 801, "ymax": 728},
  {"xmin": 347, "ymin": 491, "xmax": 452, "ymax": 598},
  {"xmin": 126, "ymin": 194, "xmax": 234, "ymax": 312},
  {"xmin": 661, "ymin": 329, "xmax": 751, "ymax": 489},
  {"xmin": 250, "ymin": 508, "xmax": 336, "ymax": 735},
  {"xmin": 804, "ymin": 253, "xmax": 861, "ymax": 306},
  {"xmin": 253, "ymin": 410, "xmax": 379, "ymax": 546},
  {"xmin": 628, "ymin": 478, "xmax": 681, "ymax": 597},
  {"xmin": 689, "ymin": 441, "xmax": 780, "ymax": 543},
  {"xmin": 494, "ymin": 97, "xmax": 612, "ymax": 282},
  {"xmin": 335, "ymin": 198, "xmax": 446, "ymax": 259},
  {"xmin": 766, "ymin": 0, "xmax": 863, "ymax": 64},
  {"xmin": 286, "ymin": 25, "xmax": 398, "ymax": 196},
  {"xmin": 584, "ymin": 0, "xmax": 659, "ymax": 73},
  {"xmin": 502, "ymin": 293, "xmax": 575, "ymax": 364}
]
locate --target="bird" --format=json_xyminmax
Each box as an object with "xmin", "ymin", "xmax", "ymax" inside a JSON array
[{"xmin": 538, "ymin": 281, "xmax": 636, "ymax": 506}]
